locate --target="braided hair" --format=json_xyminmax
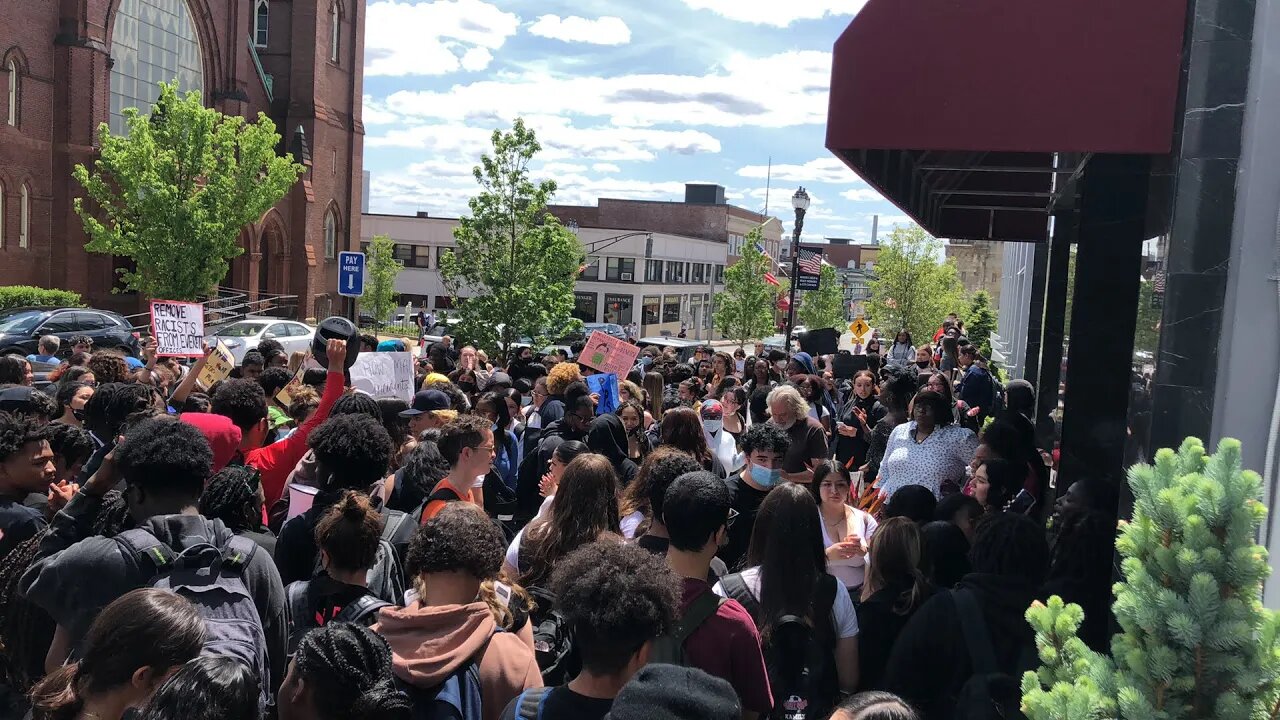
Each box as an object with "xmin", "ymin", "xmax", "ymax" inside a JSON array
[
  {"xmin": 199, "ymin": 466, "xmax": 263, "ymax": 533},
  {"xmin": 292, "ymin": 623, "xmax": 412, "ymax": 720},
  {"xmin": 969, "ymin": 511, "xmax": 1050, "ymax": 584},
  {"xmin": 0, "ymin": 529, "xmax": 55, "ymax": 698},
  {"xmin": 330, "ymin": 392, "xmax": 381, "ymax": 420}
]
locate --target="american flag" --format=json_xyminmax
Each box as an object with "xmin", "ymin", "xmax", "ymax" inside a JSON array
[
  {"xmin": 764, "ymin": 271, "xmax": 780, "ymax": 287},
  {"xmin": 798, "ymin": 249, "xmax": 824, "ymax": 275},
  {"xmin": 754, "ymin": 242, "xmax": 766, "ymax": 254}
]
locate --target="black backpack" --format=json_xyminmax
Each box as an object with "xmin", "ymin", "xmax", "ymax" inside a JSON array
[
  {"xmin": 721, "ymin": 572, "xmax": 840, "ymax": 720},
  {"xmin": 951, "ymin": 589, "xmax": 1028, "ymax": 720},
  {"xmin": 525, "ymin": 586, "xmax": 579, "ymax": 685},
  {"xmin": 647, "ymin": 590, "xmax": 728, "ymax": 667},
  {"xmin": 285, "ymin": 581, "xmax": 392, "ymax": 654}
]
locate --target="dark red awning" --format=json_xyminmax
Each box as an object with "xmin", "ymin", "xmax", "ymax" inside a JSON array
[{"xmin": 826, "ymin": 0, "xmax": 1188, "ymax": 242}]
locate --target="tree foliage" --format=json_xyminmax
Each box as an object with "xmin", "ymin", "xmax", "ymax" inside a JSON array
[
  {"xmin": 798, "ymin": 262, "xmax": 846, "ymax": 332},
  {"xmin": 362, "ymin": 234, "xmax": 403, "ymax": 326},
  {"xmin": 0, "ymin": 287, "xmax": 82, "ymax": 311},
  {"xmin": 1023, "ymin": 437, "xmax": 1280, "ymax": 720},
  {"xmin": 715, "ymin": 229, "xmax": 782, "ymax": 349},
  {"xmin": 867, "ymin": 226, "xmax": 966, "ymax": 341},
  {"xmin": 1134, "ymin": 279, "xmax": 1161, "ymax": 357},
  {"xmin": 439, "ymin": 119, "xmax": 584, "ymax": 362},
  {"xmin": 73, "ymin": 82, "xmax": 303, "ymax": 300},
  {"xmin": 965, "ymin": 290, "xmax": 997, "ymax": 356}
]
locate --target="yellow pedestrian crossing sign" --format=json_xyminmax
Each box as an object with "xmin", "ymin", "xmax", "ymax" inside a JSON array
[{"xmin": 849, "ymin": 317, "xmax": 870, "ymax": 339}]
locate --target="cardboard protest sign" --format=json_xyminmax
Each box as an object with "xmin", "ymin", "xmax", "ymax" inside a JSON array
[
  {"xmin": 586, "ymin": 373, "xmax": 618, "ymax": 415},
  {"xmin": 150, "ymin": 300, "xmax": 205, "ymax": 358},
  {"xmin": 196, "ymin": 340, "xmax": 236, "ymax": 390},
  {"xmin": 579, "ymin": 331, "xmax": 641, "ymax": 377},
  {"xmin": 349, "ymin": 352, "xmax": 414, "ymax": 401},
  {"xmin": 275, "ymin": 365, "xmax": 308, "ymax": 407}
]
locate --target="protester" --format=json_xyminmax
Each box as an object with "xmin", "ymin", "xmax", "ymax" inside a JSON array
[
  {"xmin": 719, "ymin": 387, "xmax": 748, "ymax": 443},
  {"xmin": 699, "ymin": 400, "xmax": 741, "ymax": 477},
  {"xmin": 518, "ymin": 394, "xmax": 593, "ymax": 525},
  {"xmin": 134, "ymin": 656, "xmax": 261, "ymax": 720},
  {"xmin": 277, "ymin": 622, "xmax": 412, "ymax": 720},
  {"xmin": 604, "ymin": 664, "xmax": 742, "ymax": 720},
  {"xmin": 660, "ymin": 471, "xmax": 772, "ymax": 717},
  {"xmin": 27, "ymin": 589, "xmax": 205, "ymax": 720},
  {"xmin": 933, "ymin": 492, "xmax": 982, "ymax": 543},
  {"xmin": 199, "ymin": 465, "xmax": 277, "ymax": 555},
  {"xmin": 658, "ymin": 407, "xmax": 725, "ymax": 478},
  {"xmin": 830, "ymin": 691, "xmax": 921, "ymax": 720},
  {"xmin": 476, "ymin": 391, "xmax": 522, "ymax": 491},
  {"xmin": 375, "ymin": 504, "xmax": 540, "ymax": 720},
  {"xmin": 877, "ymin": 390, "xmax": 977, "ymax": 499},
  {"xmin": 418, "ymin": 413, "xmax": 493, "ymax": 522},
  {"xmin": 46, "ymin": 422, "xmax": 92, "ymax": 487},
  {"xmin": 1043, "ymin": 504, "xmax": 1117, "ymax": 653},
  {"xmin": 0, "ymin": 356, "xmax": 34, "ymax": 387},
  {"xmin": 815, "ymin": 461, "xmax": 878, "ymax": 591},
  {"xmin": 835, "ymin": 370, "xmax": 882, "ymax": 470},
  {"xmin": 621, "ymin": 447, "xmax": 707, "ymax": 560},
  {"xmin": 855, "ymin": 517, "xmax": 932, "ymax": 692},
  {"xmin": 643, "ymin": 372, "xmax": 666, "ymax": 424},
  {"xmin": 52, "ymin": 382, "xmax": 93, "ymax": 428},
  {"xmin": 971, "ymin": 456, "xmax": 1025, "ymax": 513},
  {"xmin": 398, "ymin": 388, "xmax": 456, "ymax": 439},
  {"xmin": 585, "ymin": 413, "xmax": 639, "ymax": 486},
  {"xmin": 615, "ymin": 400, "xmax": 650, "ymax": 462},
  {"xmin": 0, "ymin": 413, "xmax": 54, "ymax": 557},
  {"xmin": 885, "ymin": 331, "xmax": 915, "ymax": 368},
  {"xmin": 765, "ymin": 385, "xmax": 826, "ymax": 484},
  {"xmin": 718, "ymin": 423, "xmax": 788, "ymax": 571},
  {"xmin": 955, "ymin": 346, "xmax": 996, "ymax": 422},
  {"xmin": 920, "ymin": 521, "xmax": 971, "ymax": 589},
  {"xmin": 502, "ymin": 542, "xmax": 679, "ymax": 720},
  {"xmin": 881, "ymin": 485, "xmax": 938, "ymax": 525},
  {"xmin": 530, "ymin": 439, "xmax": 589, "ymax": 523}
]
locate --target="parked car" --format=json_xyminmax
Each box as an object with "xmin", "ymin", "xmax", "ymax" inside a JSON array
[
  {"xmin": 580, "ymin": 323, "xmax": 627, "ymax": 341},
  {"xmin": 0, "ymin": 307, "xmax": 141, "ymax": 359},
  {"xmin": 421, "ymin": 318, "xmax": 464, "ymax": 346},
  {"xmin": 636, "ymin": 337, "xmax": 704, "ymax": 363},
  {"xmin": 206, "ymin": 318, "xmax": 315, "ymax": 365}
]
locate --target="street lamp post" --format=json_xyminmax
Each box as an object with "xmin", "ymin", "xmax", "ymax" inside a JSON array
[{"xmin": 783, "ymin": 186, "xmax": 811, "ymax": 353}]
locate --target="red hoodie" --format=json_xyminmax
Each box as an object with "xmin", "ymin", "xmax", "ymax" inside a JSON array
[
  {"xmin": 179, "ymin": 413, "xmax": 244, "ymax": 473},
  {"xmin": 248, "ymin": 371, "xmax": 345, "ymax": 506}
]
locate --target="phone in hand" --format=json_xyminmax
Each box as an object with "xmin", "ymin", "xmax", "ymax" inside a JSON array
[{"xmin": 1008, "ymin": 488, "xmax": 1036, "ymax": 515}]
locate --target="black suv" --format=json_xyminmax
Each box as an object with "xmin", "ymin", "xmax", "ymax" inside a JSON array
[{"xmin": 0, "ymin": 307, "xmax": 141, "ymax": 358}]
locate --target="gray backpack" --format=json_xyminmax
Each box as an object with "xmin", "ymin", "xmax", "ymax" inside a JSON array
[{"xmin": 115, "ymin": 528, "xmax": 272, "ymax": 710}]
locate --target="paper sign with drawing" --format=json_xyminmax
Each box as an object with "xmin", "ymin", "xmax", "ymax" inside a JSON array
[{"xmin": 579, "ymin": 331, "xmax": 641, "ymax": 377}]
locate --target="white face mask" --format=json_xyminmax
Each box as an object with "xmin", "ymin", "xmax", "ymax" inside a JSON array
[
  {"xmin": 703, "ymin": 419, "xmax": 723, "ymax": 435},
  {"xmin": 735, "ymin": 359, "xmax": 746, "ymax": 373}
]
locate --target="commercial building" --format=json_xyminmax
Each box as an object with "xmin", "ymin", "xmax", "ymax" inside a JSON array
[
  {"xmin": 361, "ymin": 211, "xmax": 733, "ymax": 340},
  {"xmin": 946, "ymin": 239, "xmax": 1003, "ymax": 303},
  {"xmin": 0, "ymin": 0, "xmax": 365, "ymax": 318}
]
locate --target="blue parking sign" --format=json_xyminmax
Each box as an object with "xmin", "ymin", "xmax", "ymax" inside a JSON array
[{"xmin": 338, "ymin": 251, "xmax": 365, "ymax": 297}]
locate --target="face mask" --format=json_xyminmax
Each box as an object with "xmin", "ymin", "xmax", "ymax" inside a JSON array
[
  {"xmin": 639, "ymin": 356, "xmax": 653, "ymax": 367},
  {"xmin": 749, "ymin": 462, "xmax": 783, "ymax": 488},
  {"xmin": 775, "ymin": 360, "xmax": 787, "ymax": 371},
  {"xmin": 735, "ymin": 359, "xmax": 746, "ymax": 373},
  {"xmin": 520, "ymin": 395, "xmax": 533, "ymax": 407},
  {"xmin": 71, "ymin": 408, "xmax": 85, "ymax": 422},
  {"xmin": 703, "ymin": 419, "xmax": 723, "ymax": 434}
]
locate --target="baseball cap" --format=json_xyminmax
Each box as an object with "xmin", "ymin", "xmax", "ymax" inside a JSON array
[{"xmin": 400, "ymin": 389, "xmax": 451, "ymax": 417}]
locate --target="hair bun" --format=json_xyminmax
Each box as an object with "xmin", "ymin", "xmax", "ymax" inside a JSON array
[{"xmin": 340, "ymin": 490, "xmax": 370, "ymax": 521}]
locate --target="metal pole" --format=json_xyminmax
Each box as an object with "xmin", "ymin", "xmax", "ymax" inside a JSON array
[{"xmin": 783, "ymin": 206, "xmax": 806, "ymax": 353}]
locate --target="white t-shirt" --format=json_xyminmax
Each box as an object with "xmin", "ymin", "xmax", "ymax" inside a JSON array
[
  {"xmin": 620, "ymin": 510, "xmax": 643, "ymax": 540},
  {"xmin": 712, "ymin": 566, "xmax": 859, "ymax": 638},
  {"xmin": 819, "ymin": 505, "xmax": 878, "ymax": 589},
  {"xmin": 505, "ymin": 528, "xmax": 526, "ymax": 571}
]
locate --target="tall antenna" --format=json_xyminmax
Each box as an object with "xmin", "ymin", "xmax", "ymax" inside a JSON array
[{"xmin": 762, "ymin": 156, "xmax": 772, "ymax": 220}]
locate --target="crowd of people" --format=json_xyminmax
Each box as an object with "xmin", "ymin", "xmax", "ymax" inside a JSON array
[{"xmin": 0, "ymin": 316, "xmax": 1120, "ymax": 720}]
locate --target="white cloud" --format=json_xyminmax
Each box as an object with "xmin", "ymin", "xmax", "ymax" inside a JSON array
[
  {"xmin": 362, "ymin": 96, "xmax": 400, "ymax": 125},
  {"xmin": 877, "ymin": 215, "xmax": 914, "ymax": 227},
  {"xmin": 738, "ymin": 158, "xmax": 860, "ymax": 184},
  {"xmin": 841, "ymin": 188, "xmax": 884, "ymax": 202},
  {"xmin": 541, "ymin": 162, "xmax": 589, "ymax": 174},
  {"xmin": 592, "ymin": 163, "xmax": 621, "ymax": 173},
  {"xmin": 365, "ymin": 0, "xmax": 519, "ymax": 77},
  {"xmin": 377, "ymin": 50, "xmax": 831, "ymax": 129},
  {"xmin": 680, "ymin": 0, "xmax": 867, "ymax": 27},
  {"xmin": 528, "ymin": 15, "xmax": 632, "ymax": 45}
]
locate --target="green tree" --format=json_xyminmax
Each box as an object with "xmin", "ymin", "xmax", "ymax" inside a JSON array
[
  {"xmin": 867, "ymin": 225, "xmax": 966, "ymax": 341},
  {"xmin": 965, "ymin": 290, "xmax": 997, "ymax": 355},
  {"xmin": 1134, "ymin": 278, "xmax": 1161, "ymax": 356},
  {"xmin": 74, "ymin": 82, "xmax": 303, "ymax": 300},
  {"xmin": 1022, "ymin": 437, "xmax": 1280, "ymax": 720},
  {"xmin": 716, "ymin": 229, "xmax": 783, "ymax": 349},
  {"xmin": 797, "ymin": 262, "xmax": 846, "ymax": 332},
  {"xmin": 361, "ymin": 234, "xmax": 403, "ymax": 326},
  {"xmin": 439, "ymin": 119, "xmax": 584, "ymax": 362}
]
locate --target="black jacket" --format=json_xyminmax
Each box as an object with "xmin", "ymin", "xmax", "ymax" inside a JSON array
[
  {"xmin": 586, "ymin": 414, "xmax": 639, "ymax": 486},
  {"xmin": 516, "ymin": 419, "xmax": 585, "ymax": 524},
  {"xmin": 854, "ymin": 581, "xmax": 934, "ymax": 691}
]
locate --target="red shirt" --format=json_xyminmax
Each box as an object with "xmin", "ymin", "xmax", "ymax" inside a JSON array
[
  {"xmin": 248, "ymin": 371, "xmax": 345, "ymax": 507},
  {"xmin": 419, "ymin": 477, "xmax": 474, "ymax": 523},
  {"xmin": 679, "ymin": 577, "xmax": 773, "ymax": 714}
]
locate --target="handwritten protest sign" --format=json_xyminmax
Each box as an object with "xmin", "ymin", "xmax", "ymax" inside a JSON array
[
  {"xmin": 578, "ymin": 331, "xmax": 641, "ymax": 377},
  {"xmin": 150, "ymin": 300, "xmax": 205, "ymax": 358},
  {"xmin": 196, "ymin": 340, "xmax": 236, "ymax": 390},
  {"xmin": 275, "ymin": 365, "xmax": 308, "ymax": 407},
  {"xmin": 349, "ymin": 352, "xmax": 414, "ymax": 401}
]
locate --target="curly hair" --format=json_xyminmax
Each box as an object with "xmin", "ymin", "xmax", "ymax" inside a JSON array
[
  {"xmin": 255, "ymin": 338, "xmax": 287, "ymax": 366},
  {"xmin": 331, "ymin": 392, "xmax": 381, "ymax": 420},
  {"xmin": 405, "ymin": 502, "xmax": 505, "ymax": 580},
  {"xmin": 211, "ymin": 379, "xmax": 268, "ymax": 433},
  {"xmin": 393, "ymin": 436, "xmax": 450, "ymax": 513},
  {"xmin": 546, "ymin": 362, "xmax": 583, "ymax": 397},
  {"xmin": 114, "ymin": 416, "xmax": 212, "ymax": 500},
  {"xmin": 198, "ymin": 466, "xmax": 262, "ymax": 533},
  {"xmin": 618, "ymin": 446, "xmax": 702, "ymax": 523},
  {"xmin": 315, "ymin": 491, "xmax": 383, "ymax": 572},
  {"xmin": 766, "ymin": 384, "xmax": 810, "ymax": 421},
  {"xmin": 87, "ymin": 353, "xmax": 130, "ymax": 385},
  {"xmin": 0, "ymin": 411, "xmax": 49, "ymax": 465},
  {"xmin": 240, "ymin": 350, "xmax": 265, "ymax": 370},
  {"xmin": 0, "ymin": 357, "xmax": 28, "ymax": 385},
  {"xmin": 309, "ymin": 414, "xmax": 393, "ymax": 492},
  {"xmin": 291, "ymin": 623, "xmax": 411, "ymax": 720},
  {"xmin": 0, "ymin": 529, "xmax": 55, "ymax": 696},
  {"xmin": 258, "ymin": 367, "xmax": 292, "ymax": 399},
  {"xmin": 878, "ymin": 363, "xmax": 919, "ymax": 413},
  {"xmin": 46, "ymin": 423, "xmax": 93, "ymax": 472},
  {"xmin": 740, "ymin": 422, "xmax": 790, "ymax": 456},
  {"xmin": 550, "ymin": 541, "xmax": 680, "ymax": 675},
  {"xmin": 287, "ymin": 386, "xmax": 320, "ymax": 424}
]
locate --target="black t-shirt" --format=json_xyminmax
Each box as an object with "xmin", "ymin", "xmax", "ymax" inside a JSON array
[
  {"xmin": 0, "ymin": 495, "xmax": 45, "ymax": 558},
  {"xmin": 636, "ymin": 534, "xmax": 727, "ymax": 582},
  {"xmin": 500, "ymin": 686, "xmax": 613, "ymax": 720},
  {"xmin": 716, "ymin": 475, "xmax": 769, "ymax": 572}
]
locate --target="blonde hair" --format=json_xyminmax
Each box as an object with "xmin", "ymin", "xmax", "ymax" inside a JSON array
[
  {"xmin": 546, "ymin": 362, "xmax": 583, "ymax": 396},
  {"xmin": 619, "ymin": 380, "xmax": 646, "ymax": 405},
  {"xmin": 767, "ymin": 384, "xmax": 810, "ymax": 419}
]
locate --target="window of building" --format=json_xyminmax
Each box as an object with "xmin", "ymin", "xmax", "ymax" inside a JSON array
[
  {"xmin": 18, "ymin": 184, "xmax": 28, "ymax": 248},
  {"xmin": 645, "ymin": 259, "xmax": 663, "ymax": 283},
  {"xmin": 392, "ymin": 243, "xmax": 413, "ymax": 264},
  {"xmin": 604, "ymin": 294, "xmax": 633, "ymax": 325},
  {"xmin": 642, "ymin": 296, "xmax": 660, "ymax": 325},
  {"xmin": 323, "ymin": 209, "xmax": 337, "ymax": 258},
  {"xmin": 691, "ymin": 263, "xmax": 705, "ymax": 284},
  {"xmin": 108, "ymin": 0, "xmax": 205, "ymax": 136},
  {"xmin": 573, "ymin": 292, "xmax": 597, "ymax": 323},
  {"xmin": 6, "ymin": 60, "xmax": 17, "ymax": 127},
  {"xmin": 579, "ymin": 256, "xmax": 600, "ymax": 281},
  {"xmin": 434, "ymin": 296, "xmax": 454, "ymax": 310},
  {"xmin": 605, "ymin": 257, "xmax": 635, "ymax": 281},
  {"xmin": 436, "ymin": 246, "xmax": 455, "ymax": 266},
  {"xmin": 411, "ymin": 245, "xmax": 430, "ymax": 268},
  {"xmin": 254, "ymin": 0, "xmax": 269, "ymax": 47},
  {"xmin": 714, "ymin": 264, "xmax": 724, "ymax": 284},
  {"xmin": 662, "ymin": 295, "xmax": 681, "ymax": 323},
  {"xmin": 329, "ymin": 3, "xmax": 341, "ymax": 63},
  {"xmin": 665, "ymin": 261, "xmax": 684, "ymax": 284}
]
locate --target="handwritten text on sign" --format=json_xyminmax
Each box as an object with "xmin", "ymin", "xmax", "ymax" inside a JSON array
[
  {"xmin": 349, "ymin": 352, "xmax": 414, "ymax": 401},
  {"xmin": 579, "ymin": 331, "xmax": 641, "ymax": 377},
  {"xmin": 150, "ymin": 300, "xmax": 205, "ymax": 358}
]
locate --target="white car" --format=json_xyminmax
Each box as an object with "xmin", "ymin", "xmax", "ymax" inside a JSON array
[{"xmin": 207, "ymin": 318, "xmax": 316, "ymax": 365}]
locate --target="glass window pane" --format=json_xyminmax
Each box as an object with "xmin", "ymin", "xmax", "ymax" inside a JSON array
[
  {"xmin": 572, "ymin": 292, "xmax": 597, "ymax": 322},
  {"xmin": 604, "ymin": 294, "xmax": 633, "ymax": 326},
  {"xmin": 662, "ymin": 296, "xmax": 681, "ymax": 323},
  {"xmin": 642, "ymin": 296, "xmax": 660, "ymax": 326},
  {"xmin": 109, "ymin": 0, "xmax": 205, "ymax": 136}
]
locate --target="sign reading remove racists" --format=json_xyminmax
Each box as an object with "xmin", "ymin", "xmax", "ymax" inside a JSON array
[{"xmin": 150, "ymin": 300, "xmax": 205, "ymax": 358}]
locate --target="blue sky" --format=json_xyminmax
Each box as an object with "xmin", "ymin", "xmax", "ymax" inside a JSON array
[{"xmin": 361, "ymin": 0, "xmax": 912, "ymax": 242}]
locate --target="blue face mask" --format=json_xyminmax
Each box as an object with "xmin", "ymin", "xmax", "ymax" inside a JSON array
[
  {"xmin": 639, "ymin": 356, "xmax": 653, "ymax": 367},
  {"xmin": 749, "ymin": 462, "xmax": 783, "ymax": 488}
]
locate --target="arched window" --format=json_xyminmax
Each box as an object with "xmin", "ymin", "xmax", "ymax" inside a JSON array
[
  {"xmin": 19, "ymin": 184, "xmax": 29, "ymax": 249},
  {"xmin": 329, "ymin": 3, "xmax": 340, "ymax": 63},
  {"xmin": 324, "ymin": 209, "xmax": 337, "ymax": 258},
  {"xmin": 6, "ymin": 60, "xmax": 17, "ymax": 127},
  {"xmin": 254, "ymin": 0, "xmax": 269, "ymax": 47},
  {"xmin": 109, "ymin": 0, "xmax": 205, "ymax": 136}
]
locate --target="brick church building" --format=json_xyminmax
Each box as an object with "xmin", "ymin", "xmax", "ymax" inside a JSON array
[{"xmin": 0, "ymin": 0, "xmax": 365, "ymax": 319}]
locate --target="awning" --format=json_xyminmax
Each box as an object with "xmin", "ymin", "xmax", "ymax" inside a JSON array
[{"xmin": 826, "ymin": 0, "xmax": 1188, "ymax": 242}]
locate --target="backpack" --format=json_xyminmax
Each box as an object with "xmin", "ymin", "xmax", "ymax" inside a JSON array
[
  {"xmin": 951, "ymin": 589, "xmax": 1028, "ymax": 720},
  {"xmin": 720, "ymin": 573, "xmax": 839, "ymax": 720},
  {"xmin": 368, "ymin": 507, "xmax": 413, "ymax": 602},
  {"xmin": 285, "ymin": 580, "xmax": 392, "ymax": 654},
  {"xmin": 115, "ymin": 528, "xmax": 272, "ymax": 710},
  {"xmin": 483, "ymin": 468, "xmax": 518, "ymax": 541},
  {"xmin": 647, "ymin": 590, "xmax": 728, "ymax": 666},
  {"xmin": 987, "ymin": 373, "xmax": 1005, "ymax": 415},
  {"xmin": 506, "ymin": 687, "xmax": 552, "ymax": 720},
  {"xmin": 395, "ymin": 631, "xmax": 493, "ymax": 720},
  {"xmin": 526, "ymin": 586, "xmax": 579, "ymax": 685}
]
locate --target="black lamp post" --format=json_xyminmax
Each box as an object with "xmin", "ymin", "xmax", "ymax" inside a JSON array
[{"xmin": 783, "ymin": 186, "xmax": 811, "ymax": 353}]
